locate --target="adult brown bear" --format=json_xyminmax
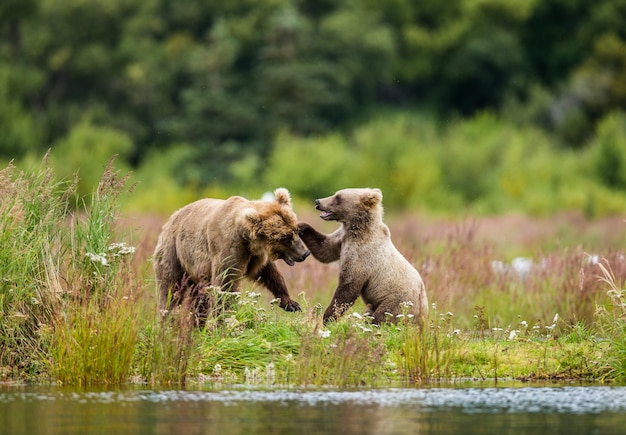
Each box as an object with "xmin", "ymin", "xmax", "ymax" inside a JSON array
[
  {"xmin": 298, "ymin": 188, "xmax": 428, "ymax": 325},
  {"xmin": 153, "ymin": 188, "xmax": 309, "ymax": 321}
]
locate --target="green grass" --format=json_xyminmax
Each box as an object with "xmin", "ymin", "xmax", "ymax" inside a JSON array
[{"xmin": 1, "ymin": 156, "xmax": 626, "ymax": 387}]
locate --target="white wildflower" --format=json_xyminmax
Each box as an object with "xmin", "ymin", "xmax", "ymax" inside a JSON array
[
  {"xmin": 453, "ymin": 329, "xmax": 461, "ymax": 335},
  {"xmin": 225, "ymin": 315, "xmax": 240, "ymax": 329},
  {"xmin": 354, "ymin": 322, "xmax": 373, "ymax": 333},
  {"xmin": 511, "ymin": 257, "xmax": 533, "ymax": 279},
  {"xmin": 247, "ymin": 291, "xmax": 261, "ymax": 299},
  {"xmin": 86, "ymin": 252, "xmax": 109, "ymax": 266},
  {"xmin": 261, "ymin": 191, "xmax": 275, "ymax": 202},
  {"xmin": 553, "ymin": 313, "xmax": 559, "ymax": 324},
  {"xmin": 318, "ymin": 329, "xmax": 331, "ymax": 338},
  {"xmin": 509, "ymin": 330, "xmax": 519, "ymax": 340},
  {"xmin": 108, "ymin": 242, "xmax": 135, "ymax": 256},
  {"xmin": 587, "ymin": 255, "xmax": 600, "ymax": 265},
  {"xmin": 350, "ymin": 312, "xmax": 363, "ymax": 319},
  {"xmin": 520, "ymin": 320, "xmax": 528, "ymax": 328},
  {"xmin": 265, "ymin": 362, "xmax": 276, "ymax": 384},
  {"xmin": 491, "ymin": 260, "xmax": 506, "ymax": 274},
  {"xmin": 269, "ymin": 298, "xmax": 281, "ymax": 305}
]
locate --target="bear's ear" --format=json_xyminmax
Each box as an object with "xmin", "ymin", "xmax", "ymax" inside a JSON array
[
  {"xmin": 242, "ymin": 207, "xmax": 261, "ymax": 225},
  {"xmin": 273, "ymin": 188, "xmax": 292, "ymax": 208},
  {"xmin": 362, "ymin": 188, "xmax": 383, "ymax": 208}
]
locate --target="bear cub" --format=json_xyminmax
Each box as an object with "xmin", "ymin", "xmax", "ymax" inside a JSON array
[
  {"xmin": 153, "ymin": 188, "xmax": 310, "ymax": 322},
  {"xmin": 298, "ymin": 188, "xmax": 428, "ymax": 325}
]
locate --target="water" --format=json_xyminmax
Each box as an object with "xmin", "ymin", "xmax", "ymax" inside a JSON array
[{"xmin": 2, "ymin": 384, "xmax": 626, "ymax": 434}]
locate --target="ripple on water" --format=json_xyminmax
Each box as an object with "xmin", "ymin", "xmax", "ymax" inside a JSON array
[{"xmin": 2, "ymin": 386, "xmax": 626, "ymax": 414}]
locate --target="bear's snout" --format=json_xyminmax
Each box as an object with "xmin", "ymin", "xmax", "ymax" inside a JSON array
[{"xmin": 302, "ymin": 250, "xmax": 311, "ymax": 261}]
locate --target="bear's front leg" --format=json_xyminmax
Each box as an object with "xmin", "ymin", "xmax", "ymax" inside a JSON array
[
  {"xmin": 323, "ymin": 272, "xmax": 364, "ymax": 323},
  {"xmin": 257, "ymin": 263, "xmax": 301, "ymax": 312},
  {"xmin": 298, "ymin": 222, "xmax": 341, "ymax": 263}
]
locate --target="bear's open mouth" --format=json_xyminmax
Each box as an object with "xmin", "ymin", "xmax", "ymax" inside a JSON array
[
  {"xmin": 319, "ymin": 210, "xmax": 335, "ymax": 220},
  {"xmin": 281, "ymin": 255, "xmax": 296, "ymax": 266}
]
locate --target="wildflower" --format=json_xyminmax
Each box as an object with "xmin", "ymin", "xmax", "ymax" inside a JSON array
[
  {"xmin": 350, "ymin": 312, "xmax": 363, "ymax": 319},
  {"xmin": 354, "ymin": 322, "xmax": 373, "ymax": 333},
  {"xmin": 587, "ymin": 255, "xmax": 600, "ymax": 265},
  {"xmin": 86, "ymin": 252, "xmax": 109, "ymax": 266},
  {"xmin": 213, "ymin": 364, "xmax": 222, "ymax": 375},
  {"xmin": 247, "ymin": 291, "xmax": 261, "ymax": 298},
  {"xmin": 244, "ymin": 367, "xmax": 260, "ymax": 384},
  {"xmin": 491, "ymin": 260, "xmax": 506, "ymax": 274},
  {"xmin": 509, "ymin": 330, "xmax": 519, "ymax": 340},
  {"xmin": 318, "ymin": 329, "xmax": 331, "ymax": 338},
  {"xmin": 396, "ymin": 314, "xmax": 405, "ymax": 319},
  {"xmin": 225, "ymin": 316, "xmax": 240, "ymax": 329},
  {"xmin": 265, "ymin": 362, "xmax": 276, "ymax": 384},
  {"xmin": 108, "ymin": 242, "xmax": 135, "ymax": 256},
  {"xmin": 407, "ymin": 314, "xmax": 415, "ymax": 319},
  {"xmin": 400, "ymin": 301, "xmax": 414, "ymax": 309},
  {"xmin": 511, "ymin": 257, "xmax": 533, "ymax": 279},
  {"xmin": 520, "ymin": 320, "xmax": 528, "ymax": 328},
  {"xmin": 453, "ymin": 329, "xmax": 461, "ymax": 335},
  {"xmin": 553, "ymin": 313, "xmax": 559, "ymax": 324},
  {"xmin": 285, "ymin": 353, "xmax": 294, "ymax": 361},
  {"xmin": 269, "ymin": 298, "xmax": 281, "ymax": 305}
]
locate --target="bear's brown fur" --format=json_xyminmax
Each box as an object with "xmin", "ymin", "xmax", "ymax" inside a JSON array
[
  {"xmin": 153, "ymin": 188, "xmax": 310, "ymax": 320},
  {"xmin": 298, "ymin": 188, "xmax": 428, "ymax": 325}
]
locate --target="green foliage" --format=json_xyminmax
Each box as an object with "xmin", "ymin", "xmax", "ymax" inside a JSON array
[
  {"xmin": 3, "ymin": 0, "xmax": 626, "ymax": 192},
  {"xmin": 261, "ymin": 112, "xmax": 626, "ymax": 216},
  {"xmin": 591, "ymin": 111, "xmax": 626, "ymax": 189},
  {"xmin": 50, "ymin": 122, "xmax": 133, "ymax": 203}
]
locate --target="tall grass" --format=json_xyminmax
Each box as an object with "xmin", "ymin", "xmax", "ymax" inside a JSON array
[
  {"xmin": 595, "ymin": 260, "xmax": 626, "ymax": 381},
  {"xmin": 0, "ymin": 155, "xmax": 72, "ymax": 378}
]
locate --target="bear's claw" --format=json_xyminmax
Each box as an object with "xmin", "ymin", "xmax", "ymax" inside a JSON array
[{"xmin": 282, "ymin": 300, "xmax": 302, "ymax": 312}]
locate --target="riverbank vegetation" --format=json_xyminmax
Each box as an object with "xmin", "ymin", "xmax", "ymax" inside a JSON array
[{"xmin": 2, "ymin": 158, "xmax": 626, "ymax": 387}]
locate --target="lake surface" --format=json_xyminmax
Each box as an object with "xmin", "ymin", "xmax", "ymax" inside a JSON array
[{"xmin": 2, "ymin": 383, "xmax": 626, "ymax": 434}]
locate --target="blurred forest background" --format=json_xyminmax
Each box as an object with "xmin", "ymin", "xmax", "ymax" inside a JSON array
[{"xmin": 2, "ymin": 0, "xmax": 626, "ymax": 216}]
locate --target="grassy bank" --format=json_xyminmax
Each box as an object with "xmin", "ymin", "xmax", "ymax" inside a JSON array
[{"xmin": 1, "ymin": 159, "xmax": 626, "ymax": 386}]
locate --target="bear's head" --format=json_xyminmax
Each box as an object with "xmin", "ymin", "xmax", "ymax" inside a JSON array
[
  {"xmin": 315, "ymin": 188, "xmax": 383, "ymax": 226},
  {"xmin": 244, "ymin": 188, "xmax": 310, "ymax": 265}
]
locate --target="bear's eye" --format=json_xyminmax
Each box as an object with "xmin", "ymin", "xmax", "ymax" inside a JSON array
[
  {"xmin": 280, "ymin": 234, "xmax": 293, "ymax": 244},
  {"xmin": 334, "ymin": 194, "xmax": 342, "ymax": 204}
]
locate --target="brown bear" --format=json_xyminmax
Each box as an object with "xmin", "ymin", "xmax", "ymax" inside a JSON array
[
  {"xmin": 153, "ymin": 188, "xmax": 310, "ymax": 320},
  {"xmin": 298, "ymin": 188, "xmax": 428, "ymax": 325}
]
